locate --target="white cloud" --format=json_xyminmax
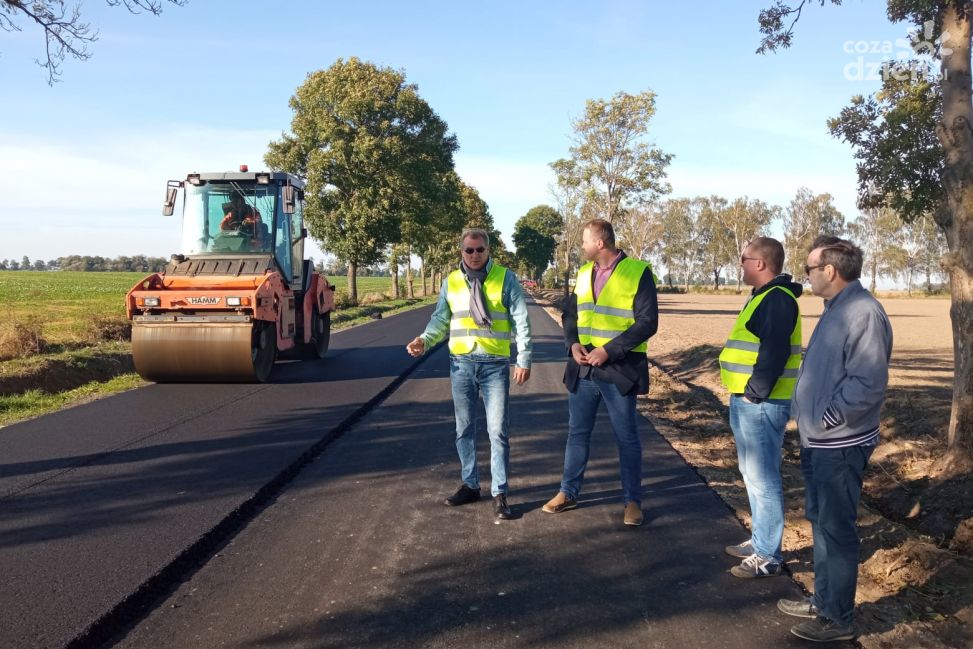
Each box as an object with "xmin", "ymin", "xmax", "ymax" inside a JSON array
[{"xmin": 0, "ymin": 125, "xmax": 281, "ymax": 259}]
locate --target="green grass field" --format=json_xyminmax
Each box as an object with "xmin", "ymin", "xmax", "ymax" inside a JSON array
[
  {"xmin": 0, "ymin": 271, "xmax": 143, "ymax": 343},
  {"xmin": 0, "ymin": 271, "xmax": 435, "ymax": 426},
  {"xmin": 0, "ymin": 272, "xmax": 434, "ymax": 344}
]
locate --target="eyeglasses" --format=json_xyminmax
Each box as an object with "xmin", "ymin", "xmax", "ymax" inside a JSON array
[
  {"xmin": 804, "ymin": 264, "xmax": 829, "ymax": 275},
  {"xmin": 463, "ymin": 246, "xmax": 486, "ymax": 254}
]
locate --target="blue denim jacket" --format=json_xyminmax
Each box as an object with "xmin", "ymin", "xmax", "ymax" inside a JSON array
[{"xmin": 419, "ymin": 259, "xmax": 533, "ymax": 369}]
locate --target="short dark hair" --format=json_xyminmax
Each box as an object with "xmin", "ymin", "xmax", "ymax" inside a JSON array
[
  {"xmin": 746, "ymin": 236, "xmax": 785, "ymax": 274},
  {"xmin": 811, "ymin": 235, "xmax": 863, "ymax": 281},
  {"xmin": 584, "ymin": 219, "xmax": 616, "ymax": 248}
]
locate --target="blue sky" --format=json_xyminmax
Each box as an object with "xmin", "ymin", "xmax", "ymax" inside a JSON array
[{"xmin": 1, "ymin": 0, "xmax": 910, "ymax": 263}]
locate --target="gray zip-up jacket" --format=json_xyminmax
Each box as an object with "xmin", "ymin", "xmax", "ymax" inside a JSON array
[{"xmin": 792, "ymin": 280, "xmax": 893, "ymax": 449}]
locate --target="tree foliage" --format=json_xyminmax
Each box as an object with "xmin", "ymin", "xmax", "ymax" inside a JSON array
[
  {"xmin": 0, "ymin": 0, "xmax": 186, "ymax": 84},
  {"xmin": 828, "ymin": 77, "xmax": 944, "ymax": 222},
  {"xmin": 657, "ymin": 197, "xmax": 707, "ymax": 289},
  {"xmin": 719, "ymin": 197, "xmax": 778, "ymax": 289},
  {"xmin": 846, "ymin": 208, "xmax": 904, "ymax": 292},
  {"xmin": 616, "ymin": 204, "xmax": 664, "ymax": 263},
  {"xmin": 265, "ymin": 57, "xmax": 458, "ymax": 302},
  {"xmin": 550, "ymin": 90, "xmax": 673, "ymax": 223},
  {"xmin": 513, "ymin": 205, "xmax": 562, "ymax": 281},
  {"xmin": 779, "ymin": 188, "xmax": 845, "ymax": 281}
]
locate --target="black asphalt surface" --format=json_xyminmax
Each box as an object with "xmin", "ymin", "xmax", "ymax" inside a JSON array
[
  {"xmin": 106, "ymin": 302, "xmax": 844, "ymax": 649},
  {"xmin": 0, "ymin": 307, "xmax": 438, "ymax": 649}
]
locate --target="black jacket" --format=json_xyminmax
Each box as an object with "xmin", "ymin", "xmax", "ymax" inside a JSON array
[
  {"xmin": 740, "ymin": 274, "xmax": 803, "ymax": 403},
  {"xmin": 562, "ymin": 253, "xmax": 659, "ymax": 396}
]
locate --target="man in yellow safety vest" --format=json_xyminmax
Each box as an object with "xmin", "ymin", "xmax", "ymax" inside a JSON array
[
  {"xmin": 542, "ymin": 219, "xmax": 658, "ymax": 527},
  {"xmin": 719, "ymin": 236, "xmax": 802, "ymax": 579},
  {"xmin": 406, "ymin": 228, "xmax": 532, "ymax": 520}
]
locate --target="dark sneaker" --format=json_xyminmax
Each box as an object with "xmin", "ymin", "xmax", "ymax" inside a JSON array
[
  {"xmin": 444, "ymin": 484, "xmax": 481, "ymax": 506},
  {"xmin": 724, "ymin": 539, "xmax": 755, "ymax": 558},
  {"xmin": 541, "ymin": 492, "xmax": 577, "ymax": 514},
  {"xmin": 493, "ymin": 494, "xmax": 512, "ymax": 519},
  {"xmin": 790, "ymin": 616, "xmax": 855, "ymax": 642},
  {"xmin": 730, "ymin": 553, "xmax": 782, "ymax": 579},
  {"xmin": 778, "ymin": 597, "xmax": 820, "ymax": 619}
]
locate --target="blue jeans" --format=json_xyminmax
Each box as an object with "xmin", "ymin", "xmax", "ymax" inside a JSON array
[
  {"xmin": 729, "ymin": 395, "xmax": 790, "ymax": 562},
  {"xmin": 560, "ymin": 376, "xmax": 642, "ymax": 504},
  {"xmin": 801, "ymin": 445, "xmax": 873, "ymax": 626},
  {"xmin": 450, "ymin": 357, "xmax": 510, "ymax": 496}
]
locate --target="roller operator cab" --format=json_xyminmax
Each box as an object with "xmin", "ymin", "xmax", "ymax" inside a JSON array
[{"xmin": 126, "ymin": 169, "xmax": 335, "ymax": 383}]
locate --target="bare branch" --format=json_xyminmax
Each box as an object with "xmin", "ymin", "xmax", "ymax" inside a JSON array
[
  {"xmin": 106, "ymin": 0, "xmax": 187, "ymax": 16},
  {"xmin": 2, "ymin": 0, "xmax": 186, "ymax": 84}
]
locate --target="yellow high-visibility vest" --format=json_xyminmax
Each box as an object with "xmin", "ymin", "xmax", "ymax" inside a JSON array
[
  {"xmin": 575, "ymin": 257, "xmax": 651, "ymax": 353},
  {"xmin": 718, "ymin": 286, "xmax": 802, "ymax": 399},
  {"xmin": 446, "ymin": 264, "xmax": 511, "ymax": 356}
]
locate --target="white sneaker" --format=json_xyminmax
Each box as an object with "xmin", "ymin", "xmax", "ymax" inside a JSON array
[{"xmin": 724, "ymin": 539, "xmax": 754, "ymax": 558}]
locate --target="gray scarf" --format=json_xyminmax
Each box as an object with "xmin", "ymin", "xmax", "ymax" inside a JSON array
[{"xmin": 461, "ymin": 261, "xmax": 492, "ymax": 327}]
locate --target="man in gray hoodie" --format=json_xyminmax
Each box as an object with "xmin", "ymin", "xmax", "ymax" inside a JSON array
[{"xmin": 778, "ymin": 236, "xmax": 892, "ymax": 643}]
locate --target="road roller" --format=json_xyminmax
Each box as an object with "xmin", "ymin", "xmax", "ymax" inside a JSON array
[{"xmin": 126, "ymin": 168, "xmax": 335, "ymax": 382}]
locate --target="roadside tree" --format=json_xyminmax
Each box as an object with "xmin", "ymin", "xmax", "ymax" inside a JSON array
[
  {"xmin": 759, "ymin": 0, "xmax": 973, "ymax": 465},
  {"xmin": 265, "ymin": 58, "xmax": 458, "ymax": 304},
  {"xmin": 550, "ymin": 90, "xmax": 673, "ymax": 223}
]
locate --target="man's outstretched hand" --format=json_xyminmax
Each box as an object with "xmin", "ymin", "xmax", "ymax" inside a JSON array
[{"xmin": 406, "ymin": 337, "xmax": 425, "ymax": 357}]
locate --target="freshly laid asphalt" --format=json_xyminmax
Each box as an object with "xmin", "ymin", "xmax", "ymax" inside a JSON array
[
  {"xmin": 103, "ymin": 301, "xmax": 842, "ymax": 649},
  {"xmin": 0, "ymin": 307, "xmax": 439, "ymax": 649}
]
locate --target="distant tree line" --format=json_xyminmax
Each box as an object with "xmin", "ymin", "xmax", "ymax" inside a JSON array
[
  {"xmin": 545, "ymin": 188, "xmax": 948, "ymax": 296},
  {"xmin": 0, "ymin": 255, "xmax": 169, "ymax": 272}
]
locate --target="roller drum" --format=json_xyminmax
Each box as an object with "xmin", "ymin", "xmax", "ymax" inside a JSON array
[{"xmin": 132, "ymin": 321, "xmax": 276, "ymax": 382}]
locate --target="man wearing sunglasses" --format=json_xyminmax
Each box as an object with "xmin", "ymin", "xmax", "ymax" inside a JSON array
[
  {"xmin": 719, "ymin": 237, "xmax": 802, "ymax": 580},
  {"xmin": 779, "ymin": 236, "xmax": 891, "ymax": 643},
  {"xmin": 406, "ymin": 228, "xmax": 532, "ymax": 520}
]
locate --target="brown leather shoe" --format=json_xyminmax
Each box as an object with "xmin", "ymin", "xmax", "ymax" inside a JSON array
[
  {"xmin": 623, "ymin": 502, "xmax": 643, "ymax": 526},
  {"xmin": 542, "ymin": 492, "xmax": 577, "ymax": 514}
]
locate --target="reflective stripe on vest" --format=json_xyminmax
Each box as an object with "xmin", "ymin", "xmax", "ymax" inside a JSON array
[
  {"xmin": 718, "ymin": 285, "xmax": 802, "ymax": 399},
  {"xmin": 575, "ymin": 257, "xmax": 651, "ymax": 353},
  {"xmin": 446, "ymin": 264, "xmax": 511, "ymax": 356}
]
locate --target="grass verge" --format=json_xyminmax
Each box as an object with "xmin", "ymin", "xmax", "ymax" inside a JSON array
[
  {"xmin": 0, "ymin": 292, "xmax": 437, "ymax": 428},
  {"xmin": 0, "ymin": 373, "xmax": 144, "ymax": 427}
]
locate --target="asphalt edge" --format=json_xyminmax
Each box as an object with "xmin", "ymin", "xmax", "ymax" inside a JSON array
[{"xmin": 64, "ymin": 340, "xmax": 445, "ymax": 649}]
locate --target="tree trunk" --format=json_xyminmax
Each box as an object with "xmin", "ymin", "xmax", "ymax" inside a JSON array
[
  {"xmin": 406, "ymin": 246, "xmax": 415, "ymax": 299},
  {"xmin": 347, "ymin": 260, "xmax": 359, "ymax": 305},
  {"xmin": 420, "ymin": 258, "xmax": 427, "ymax": 296},
  {"xmin": 870, "ymin": 259, "xmax": 877, "ymax": 293},
  {"xmin": 389, "ymin": 251, "xmax": 400, "ymax": 299},
  {"xmin": 935, "ymin": 4, "xmax": 973, "ymax": 468},
  {"xmin": 713, "ymin": 269, "xmax": 720, "ymax": 290}
]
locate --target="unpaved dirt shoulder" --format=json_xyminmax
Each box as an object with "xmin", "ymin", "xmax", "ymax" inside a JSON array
[{"xmin": 532, "ymin": 289, "xmax": 973, "ymax": 649}]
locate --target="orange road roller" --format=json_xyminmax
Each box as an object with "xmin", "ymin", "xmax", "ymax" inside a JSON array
[{"xmin": 126, "ymin": 168, "xmax": 335, "ymax": 382}]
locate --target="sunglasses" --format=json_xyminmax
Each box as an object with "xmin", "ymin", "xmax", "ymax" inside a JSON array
[
  {"xmin": 463, "ymin": 246, "xmax": 486, "ymax": 254},
  {"xmin": 740, "ymin": 255, "xmax": 760, "ymax": 264},
  {"xmin": 804, "ymin": 264, "xmax": 829, "ymax": 275}
]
